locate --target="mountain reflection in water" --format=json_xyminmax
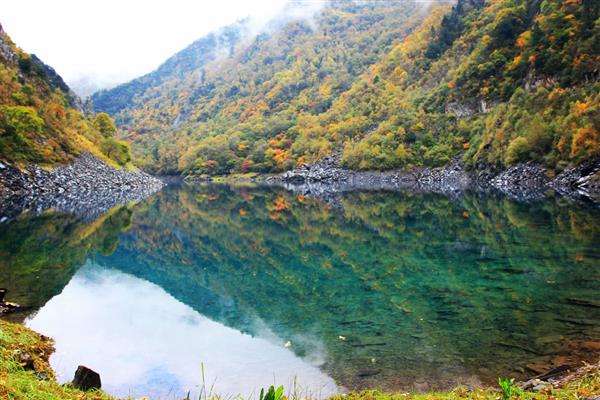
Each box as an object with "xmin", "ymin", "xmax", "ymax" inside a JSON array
[{"xmin": 1, "ymin": 183, "xmax": 599, "ymax": 397}]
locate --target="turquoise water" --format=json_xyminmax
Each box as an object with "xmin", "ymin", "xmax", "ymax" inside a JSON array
[{"xmin": 1, "ymin": 184, "xmax": 599, "ymax": 398}]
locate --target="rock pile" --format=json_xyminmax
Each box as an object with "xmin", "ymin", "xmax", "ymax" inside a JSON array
[
  {"xmin": 486, "ymin": 163, "xmax": 551, "ymax": 201},
  {"xmin": 550, "ymin": 157, "xmax": 600, "ymax": 196},
  {"xmin": 280, "ymin": 152, "xmax": 348, "ymax": 183},
  {"xmin": 269, "ymin": 151, "xmax": 600, "ymax": 205},
  {"xmin": 0, "ymin": 153, "xmax": 164, "ymax": 222},
  {"xmin": 273, "ymin": 154, "xmax": 470, "ymax": 195}
]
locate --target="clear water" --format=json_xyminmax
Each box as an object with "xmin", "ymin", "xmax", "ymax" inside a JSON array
[{"xmin": 1, "ymin": 184, "xmax": 599, "ymax": 399}]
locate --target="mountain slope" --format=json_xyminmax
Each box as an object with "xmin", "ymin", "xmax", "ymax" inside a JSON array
[
  {"xmin": 335, "ymin": 0, "xmax": 600, "ymax": 171},
  {"xmin": 93, "ymin": 0, "xmax": 600, "ymax": 176},
  {"xmin": 91, "ymin": 21, "xmax": 248, "ymax": 116},
  {"xmin": 92, "ymin": 1, "xmax": 429, "ymax": 174},
  {"xmin": 0, "ymin": 23, "xmax": 132, "ymax": 167}
]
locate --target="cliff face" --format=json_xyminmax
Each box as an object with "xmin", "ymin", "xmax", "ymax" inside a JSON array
[
  {"xmin": 0, "ymin": 22, "xmax": 17, "ymax": 64},
  {"xmin": 29, "ymin": 54, "xmax": 83, "ymax": 111}
]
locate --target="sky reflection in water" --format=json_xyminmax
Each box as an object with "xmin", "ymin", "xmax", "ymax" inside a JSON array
[{"xmin": 27, "ymin": 262, "xmax": 338, "ymax": 399}]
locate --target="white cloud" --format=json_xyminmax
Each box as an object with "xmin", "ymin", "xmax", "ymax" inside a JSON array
[
  {"xmin": 1, "ymin": 0, "xmax": 296, "ymax": 90},
  {"xmin": 27, "ymin": 262, "xmax": 339, "ymax": 398}
]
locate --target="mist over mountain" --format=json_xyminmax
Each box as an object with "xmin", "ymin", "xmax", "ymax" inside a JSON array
[
  {"xmin": 92, "ymin": 0, "xmax": 599, "ymax": 176},
  {"xmin": 91, "ymin": 21, "xmax": 250, "ymax": 115},
  {"xmin": 0, "ymin": 22, "xmax": 134, "ymax": 167}
]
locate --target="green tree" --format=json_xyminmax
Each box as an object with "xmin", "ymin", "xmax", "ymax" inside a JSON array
[
  {"xmin": 505, "ymin": 136, "xmax": 531, "ymax": 165},
  {"xmin": 93, "ymin": 112, "xmax": 117, "ymax": 138},
  {"xmin": 100, "ymin": 138, "xmax": 132, "ymax": 166}
]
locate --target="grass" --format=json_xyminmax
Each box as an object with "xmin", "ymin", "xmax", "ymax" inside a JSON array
[
  {"xmin": 0, "ymin": 320, "xmax": 116, "ymax": 399},
  {"xmin": 202, "ymin": 173, "xmax": 265, "ymax": 184},
  {"xmin": 0, "ymin": 320, "xmax": 598, "ymax": 400},
  {"xmin": 332, "ymin": 367, "xmax": 600, "ymax": 400}
]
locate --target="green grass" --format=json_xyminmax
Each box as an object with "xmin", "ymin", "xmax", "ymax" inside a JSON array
[
  {"xmin": 332, "ymin": 368, "xmax": 600, "ymax": 400},
  {"xmin": 0, "ymin": 320, "xmax": 116, "ymax": 399},
  {"xmin": 0, "ymin": 320, "xmax": 598, "ymax": 400},
  {"xmin": 206, "ymin": 173, "xmax": 264, "ymax": 184}
]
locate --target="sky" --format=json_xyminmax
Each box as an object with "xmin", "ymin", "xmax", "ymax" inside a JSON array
[{"xmin": 1, "ymin": 0, "xmax": 296, "ymax": 94}]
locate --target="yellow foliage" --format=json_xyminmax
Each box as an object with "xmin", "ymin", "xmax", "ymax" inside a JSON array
[
  {"xmin": 510, "ymin": 55, "xmax": 523, "ymax": 70},
  {"xmin": 573, "ymin": 101, "xmax": 587, "ymax": 116},
  {"xmin": 570, "ymin": 126, "xmax": 599, "ymax": 159},
  {"xmin": 515, "ymin": 31, "xmax": 531, "ymax": 48}
]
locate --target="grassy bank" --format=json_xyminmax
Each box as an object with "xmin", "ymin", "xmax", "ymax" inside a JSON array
[
  {"xmin": 192, "ymin": 172, "xmax": 266, "ymax": 184},
  {"xmin": 0, "ymin": 319, "xmax": 597, "ymax": 400},
  {"xmin": 0, "ymin": 320, "xmax": 114, "ymax": 399}
]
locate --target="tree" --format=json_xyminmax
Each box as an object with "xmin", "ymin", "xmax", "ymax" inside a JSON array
[
  {"xmin": 0, "ymin": 106, "xmax": 43, "ymax": 143},
  {"xmin": 505, "ymin": 136, "xmax": 531, "ymax": 165},
  {"xmin": 93, "ymin": 113, "xmax": 117, "ymax": 138},
  {"xmin": 100, "ymin": 138, "xmax": 132, "ymax": 166}
]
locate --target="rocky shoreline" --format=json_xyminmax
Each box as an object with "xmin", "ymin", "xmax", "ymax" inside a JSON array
[
  {"xmin": 0, "ymin": 153, "xmax": 164, "ymax": 222},
  {"xmin": 266, "ymin": 153, "xmax": 600, "ymax": 205}
]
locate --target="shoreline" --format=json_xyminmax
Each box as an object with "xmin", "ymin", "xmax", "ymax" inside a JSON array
[
  {"xmin": 0, "ymin": 153, "xmax": 164, "ymax": 223},
  {"xmin": 184, "ymin": 156, "xmax": 600, "ymax": 206},
  {"xmin": 266, "ymin": 155, "xmax": 600, "ymax": 203},
  {"xmin": 0, "ymin": 319, "xmax": 597, "ymax": 399},
  {"xmin": 3, "ymin": 152, "xmax": 599, "ymax": 217}
]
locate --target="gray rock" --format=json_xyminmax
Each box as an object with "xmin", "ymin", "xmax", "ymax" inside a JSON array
[
  {"xmin": 0, "ymin": 153, "xmax": 164, "ymax": 223},
  {"xmin": 268, "ymin": 152, "xmax": 600, "ymax": 207},
  {"xmin": 532, "ymin": 383, "xmax": 550, "ymax": 393}
]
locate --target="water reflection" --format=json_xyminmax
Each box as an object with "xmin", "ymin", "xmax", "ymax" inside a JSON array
[
  {"xmin": 1, "ymin": 184, "xmax": 599, "ymax": 397},
  {"xmin": 27, "ymin": 262, "xmax": 338, "ymax": 399}
]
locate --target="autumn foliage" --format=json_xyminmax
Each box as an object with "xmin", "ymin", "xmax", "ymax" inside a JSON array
[
  {"xmin": 0, "ymin": 29, "xmax": 132, "ymax": 167},
  {"xmin": 92, "ymin": 0, "xmax": 599, "ymax": 176}
]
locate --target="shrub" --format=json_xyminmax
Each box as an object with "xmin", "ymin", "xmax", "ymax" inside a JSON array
[
  {"xmin": 100, "ymin": 137, "xmax": 132, "ymax": 166},
  {"xmin": 570, "ymin": 126, "xmax": 599, "ymax": 161},
  {"xmin": 93, "ymin": 113, "xmax": 117, "ymax": 138},
  {"xmin": 0, "ymin": 106, "xmax": 44, "ymax": 138},
  {"xmin": 505, "ymin": 136, "xmax": 531, "ymax": 165}
]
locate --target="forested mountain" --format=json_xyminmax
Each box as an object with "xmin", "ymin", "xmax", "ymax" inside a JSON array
[
  {"xmin": 0, "ymin": 23, "xmax": 132, "ymax": 167},
  {"xmin": 93, "ymin": 0, "xmax": 600, "ymax": 176},
  {"xmin": 91, "ymin": 22, "xmax": 248, "ymax": 116}
]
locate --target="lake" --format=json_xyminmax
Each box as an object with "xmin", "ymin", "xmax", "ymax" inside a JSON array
[{"xmin": 1, "ymin": 184, "xmax": 599, "ymax": 399}]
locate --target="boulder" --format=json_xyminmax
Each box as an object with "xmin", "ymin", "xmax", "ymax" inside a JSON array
[{"xmin": 72, "ymin": 365, "xmax": 101, "ymax": 391}]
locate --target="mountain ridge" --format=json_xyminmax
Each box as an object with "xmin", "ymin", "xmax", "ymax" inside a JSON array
[
  {"xmin": 88, "ymin": 0, "xmax": 600, "ymax": 177},
  {"xmin": 0, "ymin": 22, "xmax": 134, "ymax": 168},
  {"xmin": 91, "ymin": 20, "xmax": 250, "ymax": 116}
]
